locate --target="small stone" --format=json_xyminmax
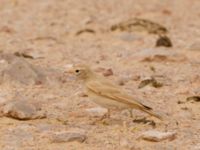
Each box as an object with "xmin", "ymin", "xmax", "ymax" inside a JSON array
[
  {"xmin": 137, "ymin": 49, "xmax": 187, "ymax": 62},
  {"xmin": 141, "ymin": 130, "xmax": 176, "ymax": 142},
  {"xmin": 81, "ymin": 16, "xmax": 93, "ymax": 25},
  {"xmin": 14, "ymin": 50, "xmax": 44, "ymax": 59},
  {"xmin": 0, "ymin": 26, "xmax": 15, "ymax": 34},
  {"xmin": 76, "ymin": 28, "xmax": 95, "ymax": 36},
  {"xmin": 117, "ymin": 74, "xmax": 132, "ymax": 86},
  {"xmin": 132, "ymin": 75, "xmax": 141, "ymax": 81},
  {"xmin": 95, "ymin": 67, "xmax": 114, "ymax": 77},
  {"xmin": 2, "ymin": 100, "xmax": 46, "ymax": 120},
  {"xmin": 99, "ymin": 55, "xmax": 107, "ymax": 61},
  {"xmin": 156, "ymin": 35, "xmax": 173, "ymax": 47},
  {"xmin": 110, "ymin": 18, "xmax": 168, "ymax": 35},
  {"xmin": 103, "ymin": 68, "xmax": 113, "ymax": 77},
  {"xmin": 117, "ymin": 79, "xmax": 126, "ymax": 86},
  {"xmin": 51, "ymin": 132, "xmax": 86, "ymax": 143},
  {"xmin": 3, "ymin": 57, "xmax": 46, "ymax": 85},
  {"xmin": 186, "ymin": 96, "xmax": 200, "ymax": 102},
  {"xmin": 86, "ymin": 107, "xmax": 108, "ymax": 117},
  {"xmin": 138, "ymin": 77, "xmax": 163, "ymax": 88}
]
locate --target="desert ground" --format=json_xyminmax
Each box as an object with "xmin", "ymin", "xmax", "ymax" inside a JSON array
[{"xmin": 0, "ymin": 0, "xmax": 199, "ymax": 149}]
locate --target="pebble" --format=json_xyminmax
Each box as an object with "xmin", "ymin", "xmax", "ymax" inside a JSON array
[
  {"xmin": 51, "ymin": 131, "xmax": 86, "ymax": 143},
  {"xmin": 86, "ymin": 107, "xmax": 108, "ymax": 117},
  {"xmin": 95, "ymin": 67, "xmax": 114, "ymax": 77},
  {"xmin": 155, "ymin": 35, "xmax": 173, "ymax": 47},
  {"xmin": 117, "ymin": 74, "xmax": 132, "ymax": 86},
  {"xmin": 136, "ymin": 49, "xmax": 187, "ymax": 62},
  {"xmin": 103, "ymin": 68, "xmax": 113, "ymax": 77},
  {"xmin": 3, "ymin": 57, "xmax": 45, "ymax": 85},
  {"xmin": 141, "ymin": 130, "xmax": 177, "ymax": 142},
  {"xmin": 2, "ymin": 100, "xmax": 46, "ymax": 120}
]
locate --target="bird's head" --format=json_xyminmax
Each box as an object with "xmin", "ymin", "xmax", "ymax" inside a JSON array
[{"xmin": 65, "ymin": 64, "xmax": 93, "ymax": 80}]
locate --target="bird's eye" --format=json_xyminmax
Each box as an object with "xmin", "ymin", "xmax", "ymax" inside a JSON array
[{"xmin": 75, "ymin": 69, "xmax": 80, "ymax": 73}]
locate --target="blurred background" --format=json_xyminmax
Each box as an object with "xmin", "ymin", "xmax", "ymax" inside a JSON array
[{"xmin": 0, "ymin": 0, "xmax": 199, "ymax": 150}]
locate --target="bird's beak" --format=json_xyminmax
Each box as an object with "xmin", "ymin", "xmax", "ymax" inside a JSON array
[{"xmin": 64, "ymin": 64, "xmax": 74, "ymax": 74}]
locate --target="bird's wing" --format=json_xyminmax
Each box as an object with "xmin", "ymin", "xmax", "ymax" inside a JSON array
[{"xmin": 86, "ymin": 80, "xmax": 151, "ymax": 110}]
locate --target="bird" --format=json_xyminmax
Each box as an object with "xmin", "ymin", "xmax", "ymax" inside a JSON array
[{"xmin": 66, "ymin": 64, "xmax": 163, "ymax": 120}]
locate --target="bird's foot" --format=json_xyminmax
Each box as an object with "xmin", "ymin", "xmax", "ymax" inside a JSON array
[{"xmin": 89, "ymin": 110, "xmax": 111, "ymax": 125}]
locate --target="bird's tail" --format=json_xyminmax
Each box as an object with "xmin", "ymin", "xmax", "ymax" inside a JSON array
[
  {"xmin": 142, "ymin": 107, "xmax": 163, "ymax": 120},
  {"xmin": 139, "ymin": 104, "xmax": 163, "ymax": 120}
]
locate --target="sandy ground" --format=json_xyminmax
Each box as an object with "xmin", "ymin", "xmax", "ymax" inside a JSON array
[{"xmin": 0, "ymin": 0, "xmax": 200, "ymax": 149}]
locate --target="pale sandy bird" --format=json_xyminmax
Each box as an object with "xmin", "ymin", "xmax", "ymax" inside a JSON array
[{"xmin": 67, "ymin": 64, "xmax": 163, "ymax": 120}]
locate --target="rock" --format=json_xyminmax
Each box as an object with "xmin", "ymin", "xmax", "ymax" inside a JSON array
[
  {"xmin": 103, "ymin": 68, "xmax": 113, "ymax": 77},
  {"xmin": 136, "ymin": 49, "xmax": 187, "ymax": 62},
  {"xmin": 51, "ymin": 131, "xmax": 86, "ymax": 143},
  {"xmin": 14, "ymin": 50, "xmax": 44, "ymax": 59},
  {"xmin": 132, "ymin": 75, "xmax": 141, "ymax": 81},
  {"xmin": 81, "ymin": 16, "xmax": 93, "ymax": 25},
  {"xmin": 3, "ymin": 57, "xmax": 46, "ymax": 85},
  {"xmin": 86, "ymin": 107, "xmax": 108, "ymax": 117},
  {"xmin": 0, "ymin": 26, "xmax": 15, "ymax": 34},
  {"xmin": 95, "ymin": 67, "xmax": 114, "ymax": 77},
  {"xmin": 117, "ymin": 74, "xmax": 132, "ymax": 86},
  {"xmin": 155, "ymin": 35, "xmax": 173, "ymax": 47},
  {"xmin": 186, "ymin": 96, "xmax": 200, "ymax": 102},
  {"xmin": 141, "ymin": 130, "xmax": 176, "ymax": 142},
  {"xmin": 2, "ymin": 100, "xmax": 46, "ymax": 120},
  {"xmin": 138, "ymin": 77, "xmax": 163, "ymax": 88},
  {"xmin": 117, "ymin": 78, "xmax": 126, "ymax": 86},
  {"xmin": 99, "ymin": 55, "xmax": 107, "ymax": 61},
  {"xmin": 76, "ymin": 28, "xmax": 95, "ymax": 36},
  {"xmin": 110, "ymin": 18, "xmax": 168, "ymax": 35}
]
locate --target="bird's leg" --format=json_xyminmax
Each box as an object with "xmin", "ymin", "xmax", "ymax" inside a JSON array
[
  {"xmin": 90, "ymin": 109, "xmax": 111, "ymax": 125},
  {"xmin": 129, "ymin": 109, "xmax": 134, "ymax": 118},
  {"xmin": 120, "ymin": 109, "xmax": 133, "ymax": 132},
  {"xmin": 100, "ymin": 109, "xmax": 110, "ymax": 120},
  {"xmin": 106, "ymin": 109, "xmax": 111, "ymax": 118},
  {"xmin": 93, "ymin": 109, "xmax": 111, "ymax": 125}
]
